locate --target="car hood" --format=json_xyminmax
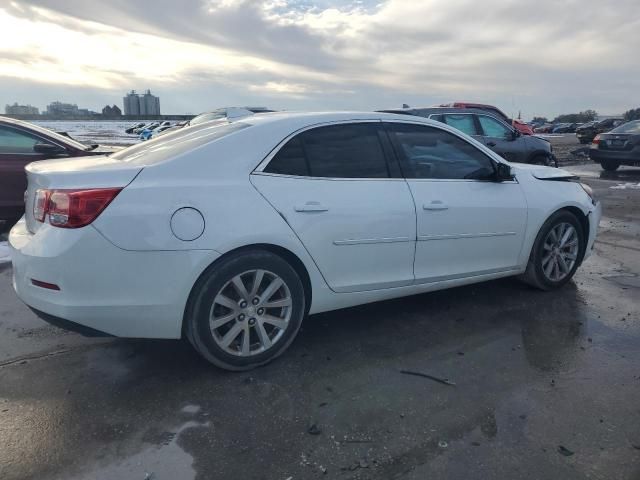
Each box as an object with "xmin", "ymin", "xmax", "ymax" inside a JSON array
[{"xmin": 512, "ymin": 163, "xmax": 577, "ymax": 180}]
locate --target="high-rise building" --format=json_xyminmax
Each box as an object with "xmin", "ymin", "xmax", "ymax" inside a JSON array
[
  {"xmin": 122, "ymin": 90, "xmax": 160, "ymax": 116},
  {"xmin": 123, "ymin": 90, "xmax": 140, "ymax": 116},
  {"xmin": 5, "ymin": 103, "xmax": 39, "ymax": 115}
]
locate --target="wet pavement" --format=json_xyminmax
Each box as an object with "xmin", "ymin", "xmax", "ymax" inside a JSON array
[{"xmin": 1, "ymin": 164, "xmax": 640, "ymax": 480}]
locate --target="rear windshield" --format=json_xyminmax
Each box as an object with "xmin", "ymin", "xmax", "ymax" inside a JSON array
[
  {"xmin": 110, "ymin": 121, "xmax": 251, "ymax": 165},
  {"xmin": 611, "ymin": 120, "xmax": 640, "ymax": 134}
]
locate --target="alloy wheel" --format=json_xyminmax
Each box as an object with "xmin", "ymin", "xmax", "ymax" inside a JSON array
[
  {"xmin": 541, "ymin": 222, "xmax": 579, "ymax": 282},
  {"xmin": 209, "ymin": 269, "xmax": 292, "ymax": 356}
]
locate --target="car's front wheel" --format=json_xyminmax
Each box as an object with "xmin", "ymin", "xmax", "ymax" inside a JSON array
[
  {"xmin": 521, "ymin": 211, "xmax": 584, "ymax": 291},
  {"xmin": 600, "ymin": 161, "xmax": 620, "ymax": 172},
  {"xmin": 185, "ymin": 250, "xmax": 305, "ymax": 370}
]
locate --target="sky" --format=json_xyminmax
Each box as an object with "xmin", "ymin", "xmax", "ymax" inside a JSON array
[{"xmin": 0, "ymin": 0, "xmax": 638, "ymax": 119}]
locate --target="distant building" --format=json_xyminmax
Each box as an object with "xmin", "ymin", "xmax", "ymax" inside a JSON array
[
  {"xmin": 102, "ymin": 104, "xmax": 122, "ymax": 118},
  {"xmin": 46, "ymin": 101, "xmax": 96, "ymax": 118},
  {"xmin": 122, "ymin": 89, "xmax": 161, "ymax": 116},
  {"xmin": 5, "ymin": 103, "xmax": 39, "ymax": 115}
]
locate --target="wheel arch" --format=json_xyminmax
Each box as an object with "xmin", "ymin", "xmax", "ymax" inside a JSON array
[
  {"xmin": 526, "ymin": 149, "xmax": 553, "ymax": 164},
  {"xmin": 181, "ymin": 243, "xmax": 313, "ymax": 338}
]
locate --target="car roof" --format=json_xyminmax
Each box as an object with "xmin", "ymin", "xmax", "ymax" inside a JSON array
[{"xmin": 237, "ymin": 110, "xmax": 440, "ymax": 128}]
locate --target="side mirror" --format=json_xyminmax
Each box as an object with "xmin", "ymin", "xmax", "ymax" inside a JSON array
[
  {"xmin": 511, "ymin": 129, "xmax": 520, "ymax": 140},
  {"xmin": 33, "ymin": 143, "xmax": 67, "ymax": 156},
  {"xmin": 495, "ymin": 163, "xmax": 514, "ymax": 181}
]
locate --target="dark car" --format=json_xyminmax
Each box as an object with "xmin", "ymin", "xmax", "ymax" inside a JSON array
[
  {"xmin": 576, "ymin": 118, "xmax": 624, "ymax": 144},
  {"xmin": 380, "ymin": 107, "xmax": 556, "ymax": 166},
  {"xmin": 589, "ymin": 120, "xmax": 640, "ymax": 171},
  {"xmin": 0, "ymin": 116, "xmax": 106, "ymax": 227},
  {"xmin": 553, "ymin": 123, "xmax": 578, "ymax": 134},
  {"xmin": 437, "ymin": 102, "xmax": 534, "ymax": 135}
]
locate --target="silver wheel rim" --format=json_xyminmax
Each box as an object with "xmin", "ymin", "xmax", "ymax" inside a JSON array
[
  {"xmin": 541, "ymin": 222, "xmax": 579, "ymax": 282},
  {"xmin": 209, "ymin": 269, "xmax": 292, "ymax": 357}
]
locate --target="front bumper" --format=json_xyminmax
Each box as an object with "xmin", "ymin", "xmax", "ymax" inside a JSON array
[
  {"xmin": 9, "ymin": 218, "xmax": 219, "ymax": 338},
  {"xmin": 583, "ymin": 201, "xmax": 602, "ymax": 261}
]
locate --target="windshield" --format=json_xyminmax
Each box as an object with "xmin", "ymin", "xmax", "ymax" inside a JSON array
[
  {"xmin": 110, "ymin": 120, "xmax": 250, "ymax": 165},
  {"xmin": 190, "ymin": 111, "xmax": 227, "ymax": 126},
  {"xmin": 611, "ymin": 120, "xmax": 640, "ymax": 134}
]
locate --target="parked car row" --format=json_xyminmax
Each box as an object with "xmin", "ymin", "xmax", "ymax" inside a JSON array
[
  {"xmin": 576, "ymin": 118, "xmax": 624, "ymax": 144},
  {"xmin": 7, "ymin": 110, "xmax": 601, "ymax": 370}
]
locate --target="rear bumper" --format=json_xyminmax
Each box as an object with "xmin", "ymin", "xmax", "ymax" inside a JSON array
[
  {"xmin": 589, "ymin": 148, "xmax": 640, "ymax": 165},
  {"xmin": 9, "ymin": 218, "xmax": 219, "ymax": 338}
]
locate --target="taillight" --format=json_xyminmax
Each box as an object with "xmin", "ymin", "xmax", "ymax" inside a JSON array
[
  {"xmin": 33, "ymin": 188, "xmax": 122, "ymax": 228},
  {"xmin": 33, "ymin": 189, "xmax": 50, "ymax": 222},
  {"xmin": 592, "ymin": 134, "xmax": 601, "ymax": 145}
]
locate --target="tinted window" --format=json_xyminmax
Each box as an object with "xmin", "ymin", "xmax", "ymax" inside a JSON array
[
  {"xmin": 442, "ymin": 114, "xmax": 478, "ymax": 136},
  {"xmin": 389, "ymin": 124, "xmax": 495, "ymax": 180},
  {"xmin": 477, "ymin": 115, "xmax": 512, "ymax": 139},
  {"xmin": 264, "ymin": 136, "xmax": 309, "ymax": 176},
  {"xmin": 0, "ymin": 126, "xmax": 54, "ymax": 154},
  {"xmin": 266, "ymin": 123, "xmax": 389, "ymax": 178}
]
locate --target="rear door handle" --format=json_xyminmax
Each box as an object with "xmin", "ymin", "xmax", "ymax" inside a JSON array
[
  {"xmin": 486, "ymin": 141, "xmax": 497, "ymax": 147},
  {"xmin": 423, "ymin": 201, "xmax": 448, "ymax": 211},
  {"xmin": 295, "ymin": 202, "xmax": 329, "ymax": 212}
]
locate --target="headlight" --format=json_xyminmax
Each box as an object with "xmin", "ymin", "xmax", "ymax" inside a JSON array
[{"xmin": 580, "ymin": 183, "xmax": 597, "ymax": 205}]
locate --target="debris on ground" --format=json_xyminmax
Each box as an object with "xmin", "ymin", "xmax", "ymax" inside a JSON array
[
  {"xmin": 557, "ymin": 445, "xmax": 574, "ymax": 457},
  {"xmin": 438, "ymin": 440, "xmax": 448, "ymax": 448},
  {"xmin": 307, "ymin": 424, "xmax": 322, "ymax": 435},
  {"xmin": 400, "ymin": 370, "xmax": 456, "ymax": 386}
]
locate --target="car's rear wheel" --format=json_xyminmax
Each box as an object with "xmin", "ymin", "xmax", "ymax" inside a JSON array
[
  {"xmin": 185, "ymin": 250, "xmax": 305, "ymax": 370},
  {"xmin": 600, "ymin": 161, "xmax": 620, "ymax": 172},
  {"xmin": 521, "ymin": 211, "xmax": 584, "ymax": 291}
]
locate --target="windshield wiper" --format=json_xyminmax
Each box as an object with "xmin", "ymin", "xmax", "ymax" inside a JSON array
[{"xmin": 85, "ymin": 144, "xmax": 99, "ymax": 151}]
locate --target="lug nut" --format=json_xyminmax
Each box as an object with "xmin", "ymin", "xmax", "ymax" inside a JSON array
[
  {"xmin": 248, "ymin": 318, "xmax": 256, "ymax": 326},
  {"xmin": 257, "ymin": 308, "xmax": 265, "ymax": 316},
  {"xmin": 252, "ymin": 297, "xmax": 260, "ymax": 305},
  {"xmin": 239, "ymin": 301, "xmax": 248, "ymax": 309},
  {"xmin": 238, "ymin": 314, "xmax": 246, "ymax": 321}
]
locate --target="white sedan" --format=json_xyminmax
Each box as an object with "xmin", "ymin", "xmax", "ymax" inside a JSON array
[{"xmin": 9, "ymin": 112, "xmax": 601, "ymax": 370}]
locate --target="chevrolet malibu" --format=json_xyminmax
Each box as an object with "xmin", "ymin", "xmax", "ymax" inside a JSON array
[{"xmin": 9, "ymin": 112, "xmax": 601, "ymax": 370}]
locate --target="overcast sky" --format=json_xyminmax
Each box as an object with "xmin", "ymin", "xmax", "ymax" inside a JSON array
[{"xmin": 1, "ymin": 0, "xmax": 638, "ymax": 119}]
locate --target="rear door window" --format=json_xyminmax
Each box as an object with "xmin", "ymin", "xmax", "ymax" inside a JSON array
[{"xmin": 265, "ymin": 123, "xmax": 390, "ymax": 178}]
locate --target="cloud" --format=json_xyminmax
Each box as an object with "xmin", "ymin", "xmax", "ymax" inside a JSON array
[{"xmin": 1, "ymin": 0, "xmax": 639, "ymax": 117}]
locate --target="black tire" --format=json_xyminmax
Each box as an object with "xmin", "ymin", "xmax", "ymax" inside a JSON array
[
  {"xmin": 185, "ymin": 249, "xmax": 305, "ymax": 371},
  {"xmin": 601, "ymin": 161, "xmax": 620, "ymax": 172},
  {"xmin": 520, "ymin": 211, "xmax": 585, "ymax": 291}
]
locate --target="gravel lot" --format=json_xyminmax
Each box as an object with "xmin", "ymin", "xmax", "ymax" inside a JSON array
[{"xmin": 1, "ymin": 163, "xmax": 639, "ymax": 480}]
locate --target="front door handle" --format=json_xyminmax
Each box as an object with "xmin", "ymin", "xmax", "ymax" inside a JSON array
[
  {"xmin": 423, "ymin": 201, "xmax": 448, "ymax": 211},
  {"xmin": 295, "ymin": 202, "xmax": 329, "ymax": 212}
]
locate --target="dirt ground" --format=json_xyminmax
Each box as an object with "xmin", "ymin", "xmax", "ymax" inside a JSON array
[{"xmin": 1, "ymin": 163, "xmax": 639, "ymax": 480}]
